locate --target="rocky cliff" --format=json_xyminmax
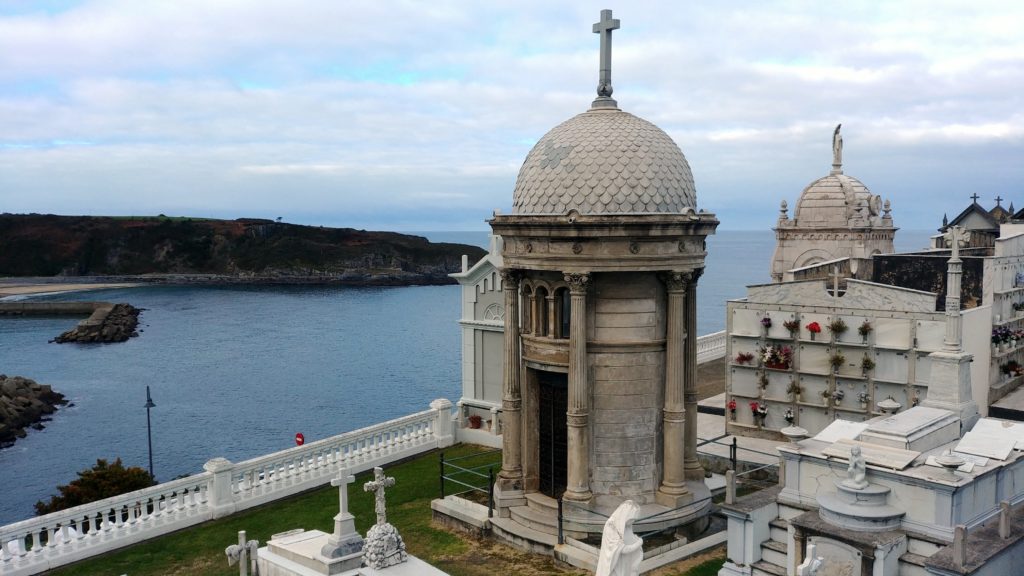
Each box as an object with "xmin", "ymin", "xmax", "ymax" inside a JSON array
[{"xmin": 0, "ymin": 214, "xmax": 485, "ymax": 285}]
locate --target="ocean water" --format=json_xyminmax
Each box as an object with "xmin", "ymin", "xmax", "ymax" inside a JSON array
[{"xmin": 0, "ymin": 229, "xmax": 935, "ymax": 523}]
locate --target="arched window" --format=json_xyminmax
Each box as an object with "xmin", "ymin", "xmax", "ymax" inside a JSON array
[
  {"xmin": 556, "ymin": 288, "xmax": 570, "ymax": 339},
  {"xmin": 534, "ymin": 286, "xmax": 549, "ymax": 336}
]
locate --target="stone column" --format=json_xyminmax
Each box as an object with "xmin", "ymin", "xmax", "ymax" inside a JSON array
[
  {"xmin": 563, "ymin": 272, "xmax": 592, "ymax": 503},
  {"xmin": 684, "ymin": 268, "xmax": 705, "ymax": 480},
  {"xmin": 498, "ymin": 269, "xmax": 524, "ymax": 491},
  {"xmin": 547, "ymin": 294, "xmax": 557, "ymax": 338},
  {"xmin": 657, "ymin": 272, "xmax": 690, "ymax": 507}
]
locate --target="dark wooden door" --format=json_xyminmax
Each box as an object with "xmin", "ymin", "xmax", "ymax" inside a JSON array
[{"xmin": 538, "ymin": 371, "xmax": 568, "ymax": 498}]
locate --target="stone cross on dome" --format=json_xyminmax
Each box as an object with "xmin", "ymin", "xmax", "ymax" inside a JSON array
[{"xmin": 592, "ymin": 9, "xmax": 621, "ymax": 108}]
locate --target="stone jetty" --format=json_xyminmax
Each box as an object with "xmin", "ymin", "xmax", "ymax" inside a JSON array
[
  {"xmin": 53, "ymin": 303, "xmax": 141, "ymax": 343},
  {"xmin": 0, "ymin": 375, "xmax": 67, "ymax": 448}
]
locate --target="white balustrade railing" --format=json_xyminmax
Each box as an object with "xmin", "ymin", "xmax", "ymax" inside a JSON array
[
  {"xmin": 696, "ymin": 330, "xmax": 727, "ymax": 363},
  {"xmin": 0, "ymin": 399, "xmax": 454, "ymax": 576}
]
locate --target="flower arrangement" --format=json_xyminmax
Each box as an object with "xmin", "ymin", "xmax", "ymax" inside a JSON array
[
  {"xmin": 830, "ymin": 352, "xmax": 846, "ymax": 370},
  {"xmin": 468, "ymin": 414, "xmax": 483, "ymax": 429},
  {"xmin": 750, "ymin": 401, "xmax": 768, "ymax": 422},
  {"xmin": 749, "ymin": 401, "xmax": 760, "ymax": 414},
  {"xmin": 760, "ymin": 345, "xmax": 793, "ymax": 369},
  {"xmin": 783, "ymin": 319, "xmax": 800, "ymax": 335},
  {"xmin": 861, "ymin": 355, "xmax": 876, "ymax": 373},
  {"xmin": 761, "ymin": 316, "xmax": 772, "ymax": 329},
  {"xmin": 1014, "ymin": 302, "xmax": 1024, "ymax": 312},
  {"xmin": 833, "ymin": 389, "xmax": 845, "ymax": 404},
  {"xmin": 786, "ymin": 381, "xmax": 802, "ymax": 397},
  {"xmin": 735, "ymin": 352, "xmax": 755, "ymax": 365},
  {"xmin": 784, "ymin": 408, "xmax": 795, "ymax": 424},
  {"xmin": 727, "ymin": 399, "xmax": 737, "ymax": 413},
  {"xmin": 828, "ymin": 317, "xmax": 848, "ymax": 335},
  {"xmin": 993, "ymin": 327, "xmax": 1014, "ymax": 344},
  {"xmin": 1001, "ymin": 360, "xmax": 1023, "ymax": 376},
  {"xmin": 858, "ymin": 391, "xmax": 870, "ymax": 405},
  {"xmin": 758, "ymin": 372, "xmax": 770, "ymax": 388},
  {"xmin": 806, "ymin": 322, "xmax": 822, "ymax": 334},
  {"xmin": 858, "ymin": 320, "xmax": 873, "ymax": 338}
]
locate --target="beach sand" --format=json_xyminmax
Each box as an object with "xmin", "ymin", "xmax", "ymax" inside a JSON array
[{"xmin": 0, "ymin": 282, "xmax": 140, "ymax": 298}]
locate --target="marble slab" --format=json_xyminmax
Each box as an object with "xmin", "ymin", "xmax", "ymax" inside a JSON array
[
  {"xmin": 925, "ymin": 456, "xmax": 975, "ymax": 473},
  {"xmin": 860, "ymin": 406, "xmax": 959, "ymax": 453},
  {"xmin": 972, "ymin": 418, "xmax": 1024, "ymax": 450},
  {"xmin": 822, "ymin": 439, "xmax": 920, "ymax": 470},
  {"xmin": 813, "ymin": 419, "xmax": 870, "ymax": 443},
  {"xmin": 955, "ymin": 428, "xmax": 1017, "ymax": 461}
]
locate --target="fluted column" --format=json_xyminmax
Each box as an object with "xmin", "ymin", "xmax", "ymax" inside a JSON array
[
  {"xmin": 657, "ymin": 271, "xmax": 690, "ymax": 506},
  {"xmin": 684, "ymin": 268, "xmax": 704, "ymax": 480},
  {"xmin": 563, "ymin": 272, "xmax": 592, "ymax": 503},
  {"xmin": 498, "ymin": 269, "xmax": 524, "ymax": 489}
]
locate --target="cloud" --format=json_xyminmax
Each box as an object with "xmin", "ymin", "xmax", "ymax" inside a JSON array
[{"xmin": 0, "ymin": 0, "xmax": 1022, "ymax": 231}]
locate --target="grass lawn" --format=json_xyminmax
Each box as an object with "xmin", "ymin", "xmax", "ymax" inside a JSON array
[{"xmin": 50, "ymin": 444, "xmax": 724, "ymax": 575}]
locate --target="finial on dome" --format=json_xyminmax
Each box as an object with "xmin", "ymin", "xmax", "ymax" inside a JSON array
[
  {"xmin": 831, "ymin": 124, "xmax": 843, "ymax": 175},
  {"xmin": 884, "ymin": 199, "xmax": 892, "ymax": 219},
  {"xmin": 592, "ymin": 9, "xmax": 620, "ymax": 109},
  {"xmin": 780, "ymin": 199, "xmax": 788, "ymax": 217}
]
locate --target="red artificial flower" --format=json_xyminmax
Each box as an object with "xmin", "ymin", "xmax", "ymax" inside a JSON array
[{"xmin": 806, "ymin": 322, "xmax": 822, "ymax": 334}]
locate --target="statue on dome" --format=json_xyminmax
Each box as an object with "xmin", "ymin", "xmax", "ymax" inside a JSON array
[{"xmin": 832, "ymin": 124, "xmax": 843, "ymax": 168}]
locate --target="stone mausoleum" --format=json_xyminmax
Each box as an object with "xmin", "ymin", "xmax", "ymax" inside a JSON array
[
  {"xmin": 486, "ymin": 10, "xmax": 719, "ymax": 542},
  {"xmin": 770, "ymin": 126, "xmax": 896, "ymax": 283}
]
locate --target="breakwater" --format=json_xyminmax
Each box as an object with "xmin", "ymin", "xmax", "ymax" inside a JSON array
[
  {"xmin": 0, "ymin": 302, "xmax": 141, "ymax": 344},
  {"xmin": 0, "ymin": 375, "xmax": 66, "ymax": 449}
]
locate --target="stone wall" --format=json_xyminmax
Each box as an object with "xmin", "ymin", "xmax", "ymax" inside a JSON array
[{"xmin": 589, "ymin": 273, "xmax": 665, "ymax": 504}]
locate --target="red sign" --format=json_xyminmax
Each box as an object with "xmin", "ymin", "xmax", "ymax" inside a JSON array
[{"xmin": 295, "ymin": 432, "xmax": 305, "ymax": 446}]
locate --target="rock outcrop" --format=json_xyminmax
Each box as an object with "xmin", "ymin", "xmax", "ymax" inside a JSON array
[
  {"xmin": 0, "ymin": 375, "xmax": 67, "ymax": 448},
  {"xmin": 53, "ymin": 303, "xmax": 141, "ymax": 344}
]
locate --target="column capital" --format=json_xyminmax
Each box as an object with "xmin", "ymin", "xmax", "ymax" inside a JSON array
[
  {"xmin": 659, "ymin": 271, "xmax": 691, "ymax": 292},
  {"xmin": 563, "ymin": 272, "xmax": 591, "ymax": 293},
  {"xmin": 691, "ymin": 266, "xmax": 704, "ymax": 283},
  {"xmin": 500, "ymin": 268, "xmax": 523, "ymax": 287}
]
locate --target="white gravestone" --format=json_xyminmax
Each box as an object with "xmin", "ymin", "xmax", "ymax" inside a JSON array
[
  {"xmin": 362, "ymin": 466, "xmax": 407, "ymax": 570},
  {"xmin": 320, "ymin": 470, "xmax": 364, "ymax": 562},
  {"xmin": 595, "ymin": 500, "xmax": 644, "ymax": 576}
]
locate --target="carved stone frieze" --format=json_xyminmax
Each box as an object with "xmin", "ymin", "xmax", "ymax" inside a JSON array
[{"xmin": 659, "ymin": 271, "xmax": 691, "ymax": 292}]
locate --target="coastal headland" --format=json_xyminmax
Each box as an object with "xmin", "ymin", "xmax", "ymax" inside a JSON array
[
  {"xmin": 0, "ymin": 214, "xmax": 484, "ymax": 286},
  {"xmin": 0, "ymin": 375, "xmax": 66, "ymax": 448}
]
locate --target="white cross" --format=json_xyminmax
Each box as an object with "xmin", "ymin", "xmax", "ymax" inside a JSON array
[
  {"xmin": 944, "ymin": 225, "xmax": 970, "ymax": 261},
  {"xmin": 363, "ymin": 466, "xmax": 396, "ymax": 526},
  {"xmin": 592, "ymin": 9, "xmax": 620, "ymax": 98},
  {"xmin": 332, "ymin": 471, "xmax": 355, "ymax": 517}
]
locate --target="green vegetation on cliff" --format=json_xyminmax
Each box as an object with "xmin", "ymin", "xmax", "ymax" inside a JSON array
[{"xmin": 0, "ymin": 214, "xmax": 485, "ymax": 284}]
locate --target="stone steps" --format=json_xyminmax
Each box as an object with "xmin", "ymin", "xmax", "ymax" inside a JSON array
[
  {"xmin": 751, "ymin": 559, "xmax": 786, "ymax": 576},
  {"xmin": 525, "ymin": 492, "xmax": 559, "ymax": 514},
  {"xmin": 769, "ymin": 518, "xmax": 788, "ymax": 543},
  {"xmin": 509, "ymin": 503, "xmax": 558, "ymax": 535},
  {"xmin": 760, "ymin": 538, "xmax": 787, "ymax": 567}
]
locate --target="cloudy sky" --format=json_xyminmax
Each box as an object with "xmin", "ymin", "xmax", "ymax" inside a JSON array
[{"xmin": 0, "ymin": 1, "xmax": 1021, "ymax": 231}]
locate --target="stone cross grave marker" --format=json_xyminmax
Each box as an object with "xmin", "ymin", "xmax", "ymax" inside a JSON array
[
  {"xmin": 364, "ymin": 466, "xmax": 396, "ymax": 526},
  {"xmin": 321, "ymin": 469, "xmax": 364, "ymax": 560}
]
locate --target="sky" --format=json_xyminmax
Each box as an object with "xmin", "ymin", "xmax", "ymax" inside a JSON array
[{"xmin": 0, "ymin": 1, "xmax": 1021, "ymax": 231}]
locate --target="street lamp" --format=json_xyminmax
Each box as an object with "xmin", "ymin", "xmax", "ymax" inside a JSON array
[{"xmin": 144, "ymin": 386, "xmax": 156, "ymax": 479}]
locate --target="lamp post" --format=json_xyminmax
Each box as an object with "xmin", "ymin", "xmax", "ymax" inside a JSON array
[{"xmin": 144, "ymin": 386, "xmax": 156, "ymax": 479}]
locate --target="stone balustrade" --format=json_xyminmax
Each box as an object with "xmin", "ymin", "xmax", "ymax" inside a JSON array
[
  {"xmin": 696, "ymin": 330, "xmax": 727, "ymax": 364},
  {"xmin": 0, "ymin": 399, "xmax": 454, "ymax": 576}
]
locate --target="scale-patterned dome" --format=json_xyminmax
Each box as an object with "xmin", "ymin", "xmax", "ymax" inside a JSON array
[{"xmin": 512, "ymin": 108, "xmax": 696, "ymax": 215}]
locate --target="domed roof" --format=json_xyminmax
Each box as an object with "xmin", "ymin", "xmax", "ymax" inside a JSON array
[
  {"xmin": 511, "ymin": 108, "xmax": 696, "ymax": 215},
  {"xmin": 793, "ymin": 173, "xmax": 879, "ymax": 228}
]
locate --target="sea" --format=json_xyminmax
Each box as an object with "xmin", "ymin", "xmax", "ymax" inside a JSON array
[{"xmin": 0, "ymin": 229, "xmax": 935, "ymax": 523}]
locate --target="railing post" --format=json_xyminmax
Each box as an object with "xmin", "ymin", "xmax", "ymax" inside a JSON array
[
  {"xmin": 730, "ymin": 437, "xmax": 737, "ymax": 471},
  {"xmin": 431, "ymin": 398, "xmax": 455, "ymax": 448},
  {"xmin": 488, "ymin": 467, "xmax": 494, "ymax": 518},
  {"xmin": 203, "ymin": 457, "xmax": 236, "ymax": 519},
  {"xmin": 725, "ymin": 470, "xmax": 736, "ymax": 505},
  {"xmin": 557, "ymin": 498, "xmax": 564, "ymax": 545},
  {"xmin": 439, "ymin": 452, "xmax": 446, "ymax": 500}
]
